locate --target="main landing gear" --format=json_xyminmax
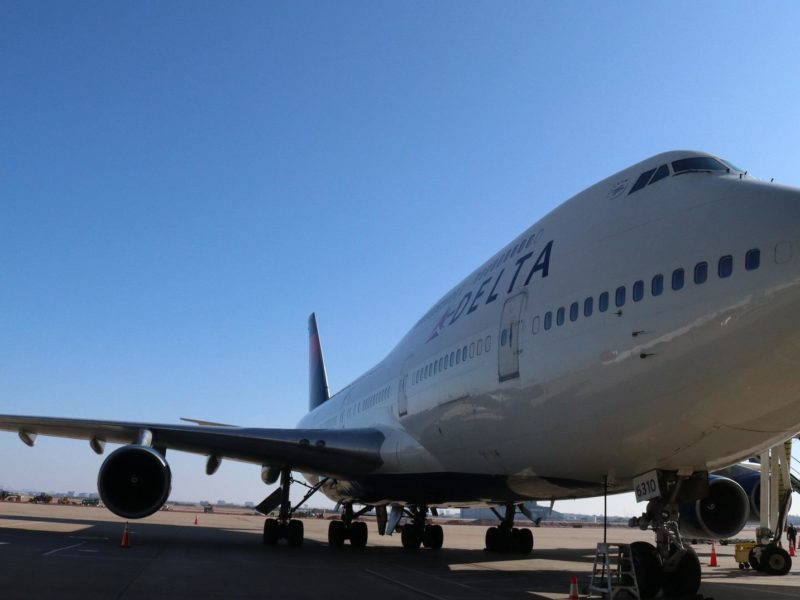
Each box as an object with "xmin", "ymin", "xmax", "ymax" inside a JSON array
[
  {"xmin": 395, "ymin": 505, "xmax": 444, "ymax": 551},
  {"xmin": 260, "ymin": 469, "xmax": 326, "ymax": 547},
  {"xmin": 484, "ymin": 504, "xmax": 534, "ymax": 554},
  {"xmin": 328, "ymin": 503, "xmax": 370, "ymax": 548}
]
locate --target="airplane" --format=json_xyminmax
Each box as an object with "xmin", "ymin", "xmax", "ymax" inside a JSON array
[{"xmin": 3, "ymin": 150, "xmax": 800, "ymax": 599}]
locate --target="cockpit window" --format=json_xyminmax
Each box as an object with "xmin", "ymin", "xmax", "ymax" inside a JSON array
[
  {"xmin": 672, "ymin": 157, "xmax": 729, "ymax": 174},
  {"xmin": 720, "ymin": 158, "xmax": 745, "ymax": 173},
  {"xmin": 649, "ymin": 164, "xmax": 670, "ymax": 185},
  {"xmin": 628, "ymin": 163, "xmax": 670, "ymax": 196},
  {"xmin": 629, "ymin": 169, "xmax": 655, "ymax": 195}
]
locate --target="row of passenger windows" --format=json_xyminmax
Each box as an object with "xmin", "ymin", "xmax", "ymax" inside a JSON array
[
  {"xmin": 346, "ymin": 384, "xmax": 391, "ymax": 418},
  {"xmin": 532, "ymin": 249, "xmax": 761, "ymax": 333},
  {"xmin": 413, "ymin": 335, "xmax": 492, "ymax": 385}
]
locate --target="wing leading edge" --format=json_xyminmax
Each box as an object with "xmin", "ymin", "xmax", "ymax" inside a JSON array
[{"xmin": 0, "ymin": 415, "xmax": 385, "ymax": 480}]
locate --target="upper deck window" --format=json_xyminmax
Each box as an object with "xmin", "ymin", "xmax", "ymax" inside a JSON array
[{"xmin": 672, "ymin": 157, "xmax": 728, "ymax": 175}]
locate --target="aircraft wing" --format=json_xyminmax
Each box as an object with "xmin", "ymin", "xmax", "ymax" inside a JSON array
[{"xmin": 0, "ymin": 415, "xmax": 385, "ymax": 480}]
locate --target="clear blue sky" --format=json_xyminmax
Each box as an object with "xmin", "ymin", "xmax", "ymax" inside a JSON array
[{"xmin": 2, "ymin": 1, "xmax": 799, "ymax": 516}]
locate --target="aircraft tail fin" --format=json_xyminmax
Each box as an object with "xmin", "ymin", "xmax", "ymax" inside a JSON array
[{"xmin": 308, "ymin": 313, "xmax": 330, "ymax": 411}]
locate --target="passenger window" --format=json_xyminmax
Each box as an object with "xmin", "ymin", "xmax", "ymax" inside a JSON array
[
  {"xmin": 469, "ymin": 343, "xmax": 475, "ymax": 358},
  {"xmin": 633, "ymin": 280, "xmax": 644, "ymax": 302},
  {"xmin": 649, "ymin": 164, "xmax": 669, "ymax": 185},
  {"xmin": 433, "ymin": 362, "xmax": 437, "ymax": 375},
  {"xmin": 532, "ymin": 316, "xmax": 540, "ymax": 335},
  {"xmin": 438, "ymin": 357, "xmax": 444, "ymax": 371},
  {"xmin": 544, "ymin": 311, "xmax": 553, "ymax": 330},
  {"xmin": 477, "ymin": 338, "xmax": 484, "ymax": 354},
  {"xmin": 694, "ymin": 262, "xmax": 708, "ymax": 284},
  {"xmin": 449, "ymin": 352, "xmax": 454, "ymax": 367},
  {"xmin": 584, "ymin": 297, "xmax": 593, "ymax": 317},
  {"xmin": 556, "ymin": 307, "xmax": 565, "ymax": 326},
  {"xmin": 629, "ymin": 169, "xmax": 656, "ymax": 195},
  {"xmin": 598, "ymin": 292, "xmax": 609, "ymax": 312},
  {"xmin": 570, "ymin": 302, "xmax": 579, "ymax": 322},
  {"xmin": 456, "ymin": 349, "xmax": 461, "ymax": 364},
  {"xmin": 719, "ymin": 255, "xmax": 733, "ymax": 278},
  {"xmin": 462, "ymin": 345, "xmax": 468, "ymax": 359},
  {"xmin": 745, "ymin": 249, "xmax": 760, "ymax": 271},
  {"xmin": 501, "ymin": 329, "xmax": 508, "ymax": 346},
  {"xmin": 615, "ymin": 286, "xmax": 626, "ymax": 307},
  {"xmin": 485, "ymin": 336, "xmax": 491, "ymax": 352},
  {"xmin": 672, "ymin": 268, "xmax": 684, "ymax": 291},
  {"xmin": 651, "ymin": 274, "xmax": 663, "ymax": 296}
]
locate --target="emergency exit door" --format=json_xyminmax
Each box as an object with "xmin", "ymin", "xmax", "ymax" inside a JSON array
[{"xmin": 498, "ymin": 292, "xmax": 526, "ymax": 382}]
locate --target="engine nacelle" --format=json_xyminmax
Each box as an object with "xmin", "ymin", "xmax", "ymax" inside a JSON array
[
  {"xmin": 98, "ymin": 445, "xmax": 172, "ymax": 519},
  {"xmin": 678, "ymin": 475, "xmax": 749, "ymax": 539}
]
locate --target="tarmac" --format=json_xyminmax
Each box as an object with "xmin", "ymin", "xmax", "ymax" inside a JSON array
[{"xmin": 1, "ymin": 503, "xmax": 798, "ymax": 599}]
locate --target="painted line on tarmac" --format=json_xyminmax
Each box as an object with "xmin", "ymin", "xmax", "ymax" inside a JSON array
[
  {"xmin": 363, "ymin": 569, "xmax": 448, "ymax": 600},
  {"xmin": 43, "ymin": 541, "xmax": 86, "ymax": 556},
  {"xmin": 395, "ymin": 565, "xmax": 483, "ymax": 592}
]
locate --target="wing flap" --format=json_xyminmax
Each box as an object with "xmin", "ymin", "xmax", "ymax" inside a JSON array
[{"xmin": 0, "ymin": 415, "xmax": 385, "ymax": 480}]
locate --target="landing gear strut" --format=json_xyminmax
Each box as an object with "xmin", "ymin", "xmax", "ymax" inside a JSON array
[
  {"xmin": 328, "ymin": 503, "xmax": 370, "ymax": 548},
  {"xmin": 260, "ymin": 470, "xmax": 326, "ymax": 547},
  {"xmin": 484, "ymin": 504, "xmax": 534, "ymax": 554}
]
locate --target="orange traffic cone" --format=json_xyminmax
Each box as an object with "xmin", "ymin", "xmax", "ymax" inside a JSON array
[
  {"xmin": 709, "ymin": 543, "xmax": 718, "ymax": 567},
  {"xmin": 194, "ymin": 515, "xmax": 199, "ymax": 525},
  {"xmin": 568, "ymin": 574, "xmax": 579, "ymax": 600},
  {"xmin": 790, "ymin": 542, "xmax": 796, "ymax": 557},
  {"xmin": 120, "ymin": 522, "xmax": 130, "ymax": 548}
]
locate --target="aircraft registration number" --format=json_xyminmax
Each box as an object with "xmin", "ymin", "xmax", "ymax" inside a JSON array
[{"xmin": 633, "ymin": 470, "xmax": 661, "ymax": 503}]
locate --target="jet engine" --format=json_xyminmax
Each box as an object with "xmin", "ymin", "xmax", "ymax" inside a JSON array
[
  {"xmin": 97, "ymin": 445, "xmax": 172, "ymax": 519},
  {"xmin": 678, "ymin": 475, "xmax": 750, "ymax": 539}
]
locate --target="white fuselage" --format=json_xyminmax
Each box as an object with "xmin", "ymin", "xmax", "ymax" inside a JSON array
[{"xmin": 298, "ymin": 151, "xmax": 800, "ymax": 504}]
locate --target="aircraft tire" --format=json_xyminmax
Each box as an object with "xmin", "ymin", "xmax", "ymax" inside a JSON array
[
  {"xmin": 661, "ymin": 548, "xmax": 701, "ymax": 598},
  {"xmin": 350, "ymin": 521, "xmax": 368, "ymax": 548},
  {"xmin": 425, "ymin": 524, "xmax": 443, "ymax": 550},
  {"xmin": 516, "ymin": 528, "xmax": 534, "ymax": 554},
  {"xmin": 263, "ymin": 518, "xmax": 280, "ymax": 546},
  {"xmin": 761, "ymin": 546, "xmax": 791, "ymax": 576},
  {"xmin": 287, "ymin": 519, "xmax": 304, "ymax": 547},
  {"xmin": 328, "ymin": 520, "xmax": 346, "ymax": 547},
  {"xmin": 401, "ymin": 525, "xmax": 422, "ymax": 551},
  {"xmin": 485, "ymin": 526, "xmax": 498, "ymax": 552},
  {"xmin": 630, "ymin": 541, "xmax": 662, "ymax": 599},
  {"xmin": 495, "ymin": 528, "xmax": 513, "ymax": 553}
]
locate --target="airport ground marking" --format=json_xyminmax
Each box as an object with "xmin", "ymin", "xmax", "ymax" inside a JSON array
[
  {"xmin": 363, "ymin": 568, "xmax": 449, "ymax": 600},
  {"xmin": 43, "ymin": 541, "xmax": 86, "ymax": 556}
]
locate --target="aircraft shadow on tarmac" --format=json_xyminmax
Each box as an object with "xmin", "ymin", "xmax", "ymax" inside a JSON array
[{"xmin": 2, "ymin": 516, "xmax": 796, "ymax": 600}]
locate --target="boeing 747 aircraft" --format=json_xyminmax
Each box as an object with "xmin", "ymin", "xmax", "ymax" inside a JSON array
[{"xmin": 3, "ymin": 150, "xmax": 800, "ymax": 598}]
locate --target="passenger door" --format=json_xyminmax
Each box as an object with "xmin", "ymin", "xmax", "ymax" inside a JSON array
[{"xmin": 498, "ymin": 292, "xmax": 527, "ymax": 382}]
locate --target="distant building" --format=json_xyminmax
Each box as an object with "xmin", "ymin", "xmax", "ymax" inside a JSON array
[{"xmin": 245, "ymin": 502, "xmax": 255, "ymax": 508}]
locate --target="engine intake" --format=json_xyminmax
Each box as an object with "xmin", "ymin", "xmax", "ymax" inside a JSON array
[
  {"xmin": 678, "ymin": 475, "xmax": 749, "ymax": 539},
  {"xmin": 98, "ymin": 445, "xmax": 171, "ymax": 519}
]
